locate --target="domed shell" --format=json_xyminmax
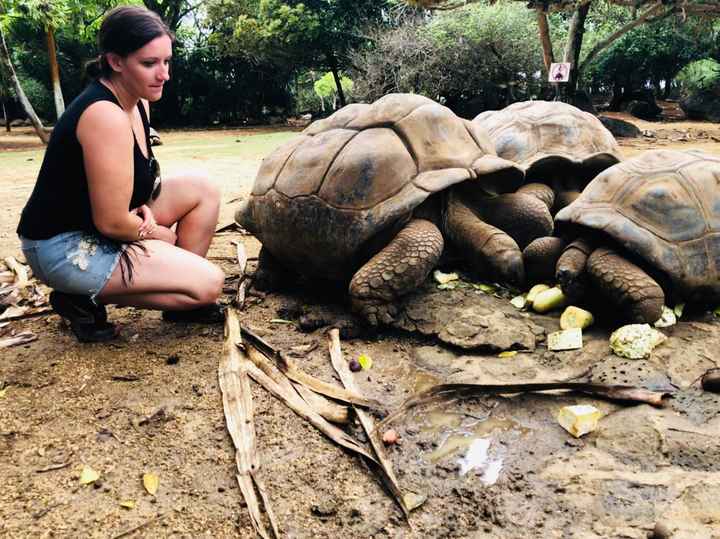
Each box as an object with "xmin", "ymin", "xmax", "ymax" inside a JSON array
[
  {"xmin": 474, "ymin": 101, "xmax": 621, "ymax": 187},
  {"xmin": 555, "ymin": 150, "xmax": 720, "ymax": 296},
  {"xmin": 239, "ymin": 93, "xmax": 523, "ymax": 279}
]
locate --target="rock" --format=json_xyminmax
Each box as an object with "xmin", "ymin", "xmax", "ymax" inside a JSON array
[
  {"xmin": 680, "ymin": 90, "xmax": 720, "ymax": 122},
  {"xmin": 598, "ymin": 116, "xmax": 641, "ymax": 138},
  {"xmin": 439, "ymin": 309, "xmax": 535, "ymax": 351},
  {"xmin": 627, "ymin": 100, "xmax": 662, "ymax": 121},
  {"xmin": 396, "ymin": 286, "xmax": 536, "ymax": 352},
  {"xmin": 311, "ymin": 499, "xmax": 338, "ymax": 517}
]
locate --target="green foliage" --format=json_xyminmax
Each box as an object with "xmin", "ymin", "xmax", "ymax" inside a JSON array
[
  {"xmin": 313, "ymin": 72, "xmax": 352, "ymax": 99},
  {"xmin": 582, "ymin": 13, "xmax": 716, "ymax": 94},
  {"xmin": 16, "ymin": 74, "xmax": 53, "ymax": 118},
  {"xmin": 353, "ymin": 2, "xmax": 544, "ymax": 115},
  {"xmin": 676, "ymin": 59, "xmax": 720, "ymax": 94},
  {"xmin": 207, "ymin": 0, "xmax": 389, "ymax": 83}
]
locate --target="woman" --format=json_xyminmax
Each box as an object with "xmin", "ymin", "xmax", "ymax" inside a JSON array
[{"xmin": 17, "ymin": 6, "xmax": 225, "ymax": 342}]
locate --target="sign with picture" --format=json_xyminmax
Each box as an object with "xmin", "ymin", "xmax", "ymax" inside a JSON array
[{"xmin": 549, "ymin": 62, "xmax": 571, "ymax": 83}]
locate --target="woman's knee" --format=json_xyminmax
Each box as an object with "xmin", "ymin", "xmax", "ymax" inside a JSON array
[
  {"xmin": 193, "ymin": 263, "xmax": 224, "ymax": 304},
  {"xmin": 188, "ymin": 173, "xmax": 220, "ymax": 207}
]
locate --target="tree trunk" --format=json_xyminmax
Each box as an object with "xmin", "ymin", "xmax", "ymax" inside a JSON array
[
  {"xmin": 2, "ymin": 100, "xmax": 9, "ymax": 132},
  {"xmin": 0, "ymin": 25, "xmax": 49, "ymax": 143},
  {"xmin": 562, "ymin": 1, "xmax": 591, "ymax": 102},
  {"xmin": 326, "ymin": 50, "xmax": 346, "ymax": 108},
  {"xmin": 46, "ymin": 26, "xmax": 65, "ymax": 119},
  {"xmin": 536, "ymin": 7, "xmax": 554, "ymax": 72}
]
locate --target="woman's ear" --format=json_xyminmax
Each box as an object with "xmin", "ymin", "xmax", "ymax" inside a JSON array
[{"xmin": 105, "ymin": 52, "xmax": 124, "ymax": 73}]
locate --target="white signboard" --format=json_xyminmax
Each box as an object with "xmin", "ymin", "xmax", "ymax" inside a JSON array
[{"xmin": 549, "ymin": 62, "xmax": 571, "ymax": 83}]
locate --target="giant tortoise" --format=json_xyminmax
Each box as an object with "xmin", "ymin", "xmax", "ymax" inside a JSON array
[
  {"xmin": 474, "ymin": 100, "xmax": 622, "ymax": 213},
  {"xmin": 236, "ymin": 94, "xmax": 554, "ymax": 325},
  {"xmin": 553, "ymin": 149, "xmax": 720, "ymax": 324}
]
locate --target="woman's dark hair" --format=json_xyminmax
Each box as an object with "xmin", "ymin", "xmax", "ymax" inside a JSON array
[{"xmin": 85, "ymin": 6, "xmax": 174, "ymax": 78}]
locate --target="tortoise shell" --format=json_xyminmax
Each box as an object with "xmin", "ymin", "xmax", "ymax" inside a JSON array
[
  {"xmin": 238, "ymin": 93, "xmax": 523, "ymax": 280},
  {"xmin": 555, "ymin": 149, "xmax": 720, "ymax": 297},
  {"xmin": 474, "ymin": 101, "xmax": 621, "ymax": 187}
]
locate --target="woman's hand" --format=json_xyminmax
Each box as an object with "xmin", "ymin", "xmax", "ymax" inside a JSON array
[
  {"xmin": 147, "ymin": 225, "xmax": 177, "ymax": 245},
  {"xmin": 132, "ymin": 204, "xmax": 156, "ymax": 239}
]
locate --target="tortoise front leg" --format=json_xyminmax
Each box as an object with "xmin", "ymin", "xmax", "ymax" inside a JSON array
[
  {"xmin": 556, "ymin": 237, "xmax": 594, "ymax": 301},
  {"xmin": 445, "ymin": 193, "xmax": 524, "ymax": 286},
  {"xmin": 349, "ymin": 219, "xmax": 443, "ymax": 326},
  {"xmin": 586, "ymin": 247, "xmax": 665, "ymax": 324}
]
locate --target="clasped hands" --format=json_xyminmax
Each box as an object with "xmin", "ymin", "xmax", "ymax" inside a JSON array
[{"xmin": 131, "ymin": 204, "xmax": 176, "ymax": 244}]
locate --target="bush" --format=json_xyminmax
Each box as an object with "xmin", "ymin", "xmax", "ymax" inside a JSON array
[
  {"xmin": 15, "ymin": 75, "xmax": 53, "ymax": 122},
  {"xmin": 676, "ymin": 59, "xmax": 720, "ymax": 95},
  {"xmin": 351, "ymin": 3, "xmax": 544, "ymax": 116}
]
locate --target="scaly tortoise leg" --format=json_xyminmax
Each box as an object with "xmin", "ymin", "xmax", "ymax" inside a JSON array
[
  {"xmin": 349, "ymin": 219, "xmax": 443, "ymax": 326},
  {"xmin": 586, "ymin": 247, "xmax": 665, "ymax": 324},
  {"xmin": 556, "ymin": 237, "xmax": 595, "ymax": 302},
  {"xmin": 445, "ymin": 192, "xmax": 524, "ymax": 286}
]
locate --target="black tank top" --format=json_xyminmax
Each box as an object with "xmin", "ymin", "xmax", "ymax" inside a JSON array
[{"xmin": 17, "ymin": 80, "xmax": 155, "ymax": 240}]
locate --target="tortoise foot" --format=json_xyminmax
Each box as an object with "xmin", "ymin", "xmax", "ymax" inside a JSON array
[{"xmin": 349, "ymin": 219, "xmax": 443, "ymax": 326}]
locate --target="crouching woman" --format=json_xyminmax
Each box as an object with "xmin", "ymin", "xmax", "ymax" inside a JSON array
[{"xmin": 16, "ymin": 6, "xmax": 225, "ymax": 342}]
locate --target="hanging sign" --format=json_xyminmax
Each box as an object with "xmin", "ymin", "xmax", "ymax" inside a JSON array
[{"xmin": 549, "ymin": 62, "xmax": 571, "ymax": 83}]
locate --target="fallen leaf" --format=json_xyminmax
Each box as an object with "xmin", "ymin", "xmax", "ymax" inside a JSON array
[
  {"xmin": 0, "ymin": 306, "xmax": 27, "ymax": 321},
  {"xmin": 0, "ymin": 388, "xmax": 6, "ymax": 398},
  {"xmin": 437, "ymin": 282, "xmax": 456, "ymax": 290},
  {"xmin": 498, "ymin": 351, "xmax": 517, "ymax": 358},
  {"xmin": 472, "ymin": 283, "xmax": 496, "ymax": 293},
  {"xmin": 358, "ymin": 354, "xmax": 373, "ymax": 370},
  {"xmin": 120, "ymin": 500, "xmax": 136, "ymax": 509},
  {"xmin": 143, "ymin": 472, "xmax": 159, "ymax": 495},
  {"xmin": 433, "ymin": 270, "xmax": 459, "ymax": 285},
  {"xmin": 403, "ymin": 492, "xmax": 427, "ymax": 511},
  {"xmin": 510, "ymin": 295, "xmax": 526, "ymax": 309},
  {"xmin": 79, "ymin": 465, "xmax": 100, "ymax": 485},
  {"xmin": 269, "ymin": 318, "xmax": 295, "ymax": 325}
]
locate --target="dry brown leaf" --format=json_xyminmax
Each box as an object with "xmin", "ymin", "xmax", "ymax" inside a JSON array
[
  {"xmin": 0, "ymin": 331, "xmax": 37, "ymax": 348},
  {"xmin": 4, "ymin": 257, "xmax": 29, "ymax": 287},
  {"xmin": 231, "ymin": 241, "xmax": 249, "ymax": 309},
  {"xmin": 220, "ymin": 308, "xmax": 279, "ymax": 539},
  {"xmin": 240, "ymin": 325, "xmax": 384, "ymax": 411},
  {"xmin": 243, "ymin": 343, "xmax": 377, "ymax": 462},
  {"xmin": 293, "ymin": 382, "xmax": 350, "ymax": 424},
  {"xmin": 0, "ymin": 305, "xmax": 27, "ymax": 321},
  {"xmin": 328, "ymin": 329, "xmax": 409, "ymax": 519}
]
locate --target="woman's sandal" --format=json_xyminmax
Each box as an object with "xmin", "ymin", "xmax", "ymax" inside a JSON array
[
  {"xmin": 162, "ymin": 303, "xmax": 225, "ymax": 324},
  {"xmin": 49, "ymin": 291, "xmax": 118, "ymax": 343}
]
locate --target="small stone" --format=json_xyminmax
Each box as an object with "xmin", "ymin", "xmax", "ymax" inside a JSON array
[
  {"xmin": 382, "ymin": 429, "xmax": 399, "ymax": 445},
  {"xmin": 348, "ymin": 359, "xmax": 361, "ymax": 372},
  {"xmin": 166, "ymin": 354, "xmax": 180, "ymax": 365},
  {"xmin": 311, "ymin": 500, "xmax": 338, "ymax": 517}
]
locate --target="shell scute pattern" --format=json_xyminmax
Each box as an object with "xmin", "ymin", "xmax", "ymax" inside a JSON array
[
  {"xmin": 556, "ymin": 150, "xmax": 720, "ymax": 294},
  {"xmin": 238, "ymin": 94, "xmax": 522, "ymax": 281},
  {"xmin": 474, "ymin": 100, "xmax": 621, "ymax": 176}
]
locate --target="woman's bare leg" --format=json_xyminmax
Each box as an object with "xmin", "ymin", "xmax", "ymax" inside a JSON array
[
  {"xmin": 148, "ymin": 172, "xmax": 220, "ymax": 256},
  {"xmin": 97, "ymin": 239, "xmax": 224, "ymax": 310}
]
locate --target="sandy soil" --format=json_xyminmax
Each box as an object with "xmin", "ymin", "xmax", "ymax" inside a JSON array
[{"xmin": 1, "ymin": 112, "xmax": 720, "ymax": 539}]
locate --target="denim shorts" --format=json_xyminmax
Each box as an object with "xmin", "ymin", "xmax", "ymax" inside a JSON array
[{"xmin": 20, "ymin": 231, "xmax": 125, "ymax": 301}]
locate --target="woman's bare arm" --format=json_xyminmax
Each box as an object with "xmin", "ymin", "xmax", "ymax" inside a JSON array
[{"xmin": 78, "ymin": 101, "xmax": 145, "ymax": 241}]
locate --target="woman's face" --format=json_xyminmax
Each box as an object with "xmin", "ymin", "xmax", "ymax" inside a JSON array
[{"xmin": 117, "ymin": 34, "xmax": 173, "ymax": 101}]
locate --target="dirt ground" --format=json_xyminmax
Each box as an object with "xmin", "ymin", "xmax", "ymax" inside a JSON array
[{"xmin": 1, "ymin": 110, "xmax": 720, "ymax": 539}]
